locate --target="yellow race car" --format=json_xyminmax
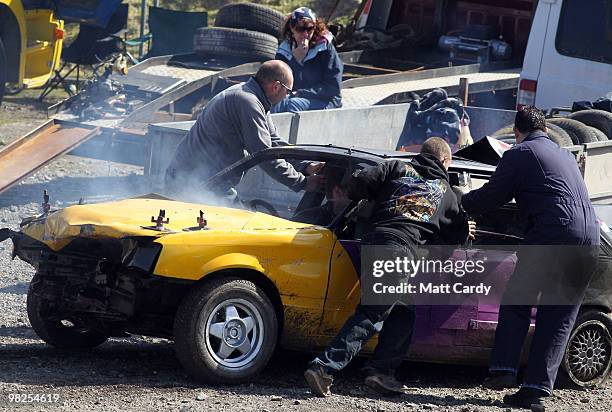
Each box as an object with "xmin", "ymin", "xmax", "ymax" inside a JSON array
[{"xmin": 4, "ymin": 145, "xmax": 611, "ymax": 387}]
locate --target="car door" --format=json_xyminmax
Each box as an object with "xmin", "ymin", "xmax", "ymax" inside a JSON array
[{"xmin": 318, "ymin": 238, "xmax": 467, "ymax": 358}]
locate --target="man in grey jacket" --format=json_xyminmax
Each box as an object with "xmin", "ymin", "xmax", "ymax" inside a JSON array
[{"xmin": 165, "ymin": 60, "xmax": 323, "ymax": 198}]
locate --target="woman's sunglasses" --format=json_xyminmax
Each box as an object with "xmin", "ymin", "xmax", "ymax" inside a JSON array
[{"xmin": 295, "ymin": 25, "xmax": 315, "ymax": 33}]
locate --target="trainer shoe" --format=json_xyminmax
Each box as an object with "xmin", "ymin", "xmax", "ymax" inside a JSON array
[
  {"xmin": 503, "ymin": 387, "xmax": 549, "ymax": 410},
  {"xmin": 482, "ymin": 371, "xmax": 518, "ymax": 389},
  {"xmin": 364, "ymin": 373, "xmax": 410, "ymax": 396},
  {"xmin": 304, "ymin": 364, "xmax": 333, "ymax": 397}
]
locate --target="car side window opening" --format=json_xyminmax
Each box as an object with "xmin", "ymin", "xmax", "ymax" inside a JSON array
[
  {"xmin": 555, "ymin": 0, "xmax": 612, "ymax": 65},
  {"xmin": 234, "ymin": 162, "xmax": 305, "ymax": 219}
]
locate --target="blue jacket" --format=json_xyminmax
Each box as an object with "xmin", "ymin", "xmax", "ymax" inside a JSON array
[
  {"xmin": 461, "ymin": 131, "xmax": 599, "ymax": 245},
  {"xmin": 276, "ymin": 36, "xmax": 343, "ymax": 108}
]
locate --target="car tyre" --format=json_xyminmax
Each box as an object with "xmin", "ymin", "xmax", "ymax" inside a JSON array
[
  {"xmin": 193, "ymin": 27, "xmax": 278, "ymax": 61},
  {"xmin": 562, "ymin": 309, "xmax": 612, "ymax": 388},
  {"xmin": 494, "ymin": 133, "xmax": 515, "ymax": 145},
  {"xmin": 174, "ymin": 276, "xmax": 278, "ymax": 384},
  {"xmin": 492, "ymin": 123, "xmax": 573, "ymax": 147},
  {"xmin": 214, "ymin": 3, "xmax": 285, "ymax": 38},
  {"xmin": 567, "ymin": 109, "xmax": 612, "ymax": 140},
  {"xmin": 545, "ymin": 122, "xmax": 574, "ymax": 147},
  {"xmin": 27, "ymin": 276, "xmax": 109, "ymax": 349},
  {"xmin": 546, "ymin": 117, "xmax": 599, "ymax": 144}
]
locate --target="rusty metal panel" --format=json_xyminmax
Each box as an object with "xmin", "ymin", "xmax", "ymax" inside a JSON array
[{"xmin": 0, "ymin": 120, "xmax": 101, "ymax": 194}]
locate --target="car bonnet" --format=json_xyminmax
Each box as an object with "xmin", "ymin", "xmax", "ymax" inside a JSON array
[{"xmin": 20, "ymin": 198, "xmax": 264, "ymax": 251}]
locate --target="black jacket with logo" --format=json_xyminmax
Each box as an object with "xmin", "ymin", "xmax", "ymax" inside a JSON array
[{"xmin": 349, "ymin": 154, "xmax": 469, "ymax": 246}]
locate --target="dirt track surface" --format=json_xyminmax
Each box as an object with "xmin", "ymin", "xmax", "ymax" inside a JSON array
[{"xmin": 0, "ymin": 97, "xmax": 610, "ymax": 412}]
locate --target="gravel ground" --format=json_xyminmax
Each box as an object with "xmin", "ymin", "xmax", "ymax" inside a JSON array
[{"xmin": 0, "ymin": 99, "xmax": 610, "ymax": 412}]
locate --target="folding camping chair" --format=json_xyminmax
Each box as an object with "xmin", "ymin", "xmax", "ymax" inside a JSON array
[
  {"xmin": 127, "ymin": 6, "xmax": 208, "ymax": 59},
  {"xmin": 39, "ymin": 3, "xmax": 129, "ymax": 100}
]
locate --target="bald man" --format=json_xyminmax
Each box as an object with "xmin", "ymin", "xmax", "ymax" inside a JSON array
[{"xmin": 165, "ymin": 60, "xmax": 323, "ymax": 198}]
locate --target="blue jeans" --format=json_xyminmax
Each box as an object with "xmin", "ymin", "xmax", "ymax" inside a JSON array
[
  {"xmin": 311, "ymin": 233, "xmax": 416, "ymax": 376},
  {"xmin": 271, "ymin": 97, "xmax": 331, "ymax": 113}
]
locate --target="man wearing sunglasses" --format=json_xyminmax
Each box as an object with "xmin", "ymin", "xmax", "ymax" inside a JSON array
[
  {"xmin": 164, "ymin": 60, "xmax": 324, "ymax": 199},
  {"xmin": 273, "ymin": 7, "xmax": 343, "ymax": 113}
]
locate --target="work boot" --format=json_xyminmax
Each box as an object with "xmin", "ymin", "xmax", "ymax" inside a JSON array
[
  {"xmin": 304, "ymin": 364, "xmax": 333, "ymax": 397},
  {"xmin": 482, "ymin": 371, "xmax": 518, "ymax": 389},
  {"xmin": 364, "ymin": 373, "xmax": 410, "ymax": 396},
  {"xmin": 503, "ymin": 387, "xmax": 549, "ymax": 410}
]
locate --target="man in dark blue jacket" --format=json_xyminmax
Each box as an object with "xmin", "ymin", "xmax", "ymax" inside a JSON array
[{"xmin": 461, "ymin": 106, "xmax": 600, "ymax": 409}]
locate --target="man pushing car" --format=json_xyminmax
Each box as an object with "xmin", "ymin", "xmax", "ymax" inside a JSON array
[{"xmin": 304, "ymin": 137, "xmax": 475, "ymax": 396}]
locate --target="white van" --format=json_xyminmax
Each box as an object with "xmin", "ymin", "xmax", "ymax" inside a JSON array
[{"xmin": 518, "ymin": 0, "xmax": 612, "ymax": 110}]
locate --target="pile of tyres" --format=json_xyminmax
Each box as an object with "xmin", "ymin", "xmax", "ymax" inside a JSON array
[
  {"xmin": 494, "ymin": 109, "xmax": 612, "ymax": 147},
  {"xmin": 193, "ymin": 2, "xmax": 283, "ymax": 62}
]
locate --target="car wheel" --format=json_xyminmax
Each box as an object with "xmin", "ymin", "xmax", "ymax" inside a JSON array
[
  {"xmin": 567, "ymin": 109, "xmax": 612, "ymax": 140},
  {"xmin": 562, "ymin": 309, "xmax": 612, "ymax": 388},
  {"xmin": 214, "ymin": 3, "xmax": 285, "ymax": 38},
  {"xmin": 174, "ymin": 276, "xmax": 278, "ymax": 384},
  {"xmin": 0, "ymin": 37, "xmax": 6, "ymax": 105},
  {"xmin": 193, "ymin": 27, "xmax": 278, "ymax": 62},
  {"xmin": 26, "ymin": 277, "xmax": 108, "ymax": 349}
]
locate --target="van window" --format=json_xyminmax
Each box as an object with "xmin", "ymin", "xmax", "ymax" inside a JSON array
[{"xmin": 555, "ymin": 0, "xmax": 612, "ymax": 65}]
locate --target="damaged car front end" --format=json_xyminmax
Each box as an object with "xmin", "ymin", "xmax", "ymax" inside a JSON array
[{"xmin": 1, "ymin": 199, "xmax": 243, "ymax": 347}]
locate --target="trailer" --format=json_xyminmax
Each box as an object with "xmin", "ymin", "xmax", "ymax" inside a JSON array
[{"xmin": 147, "ymin": 104, "xmax": 612, "ymax": 205}]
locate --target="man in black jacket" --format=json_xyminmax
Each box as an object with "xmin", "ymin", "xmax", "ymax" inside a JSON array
[
  {"xmin": 461, "ymin": 106, "xmax": 599, "ymax": 409},
  {"xmin": 304, "ymin": 137, "xmax": 475, "ymax": 397}
]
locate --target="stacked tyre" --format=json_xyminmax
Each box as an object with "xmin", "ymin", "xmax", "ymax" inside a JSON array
[
  {"xmin": 194, "ymin": 3, "xmax": 285, "ymax": 62},
  {"xmin": 565, "ymin": 110, "xmax": 612, "ymax": 142},
  {"xmin": 492, "ymin": 109, "xmax": 612, "ymax": 147},
  {"xmin": 491, "ymin": 122, "xmax": 574, "ymax": 147}
]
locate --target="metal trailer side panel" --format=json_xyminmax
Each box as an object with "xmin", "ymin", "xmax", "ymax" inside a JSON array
[{"xmin": 582, "ymin": 141, "xmax": 612, "ymax": 205}]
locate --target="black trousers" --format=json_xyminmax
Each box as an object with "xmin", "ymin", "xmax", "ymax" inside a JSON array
[
  {"xmin": 311, "ymin": 233, "xmax": 416, "ymax": 376},
  {"xmin": 489, "ymin": 245, "xmax": 598, "ymax": 393}
]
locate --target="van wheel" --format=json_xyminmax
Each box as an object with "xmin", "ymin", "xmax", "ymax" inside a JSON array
[
  {"xmin": 174, "ymin": 277, "xmax": 278, "ymax": 384},
  {"xmin": 215, "ymin": 3, "xmax": 285, "ymax": 38},
  {"xmin": 27, "ymin": 278, "xmax": 108, "ymax": 349},
  {"xmin": 0, "ymin": 37, "xmax": 6, "ymax": 105},
  {"xmin": 546, "ymin": 118, "xmax": 598, "ymax": 144},
  {"xmin": 193, "ymin": 27, "xmax": 278, "ymax": 61},
  {"xmin": 567, "ymin": 110, "xmax": 612, "ymax": 140},
  {"xmin": 562, "ymin": 310, "xmax": 612, "ymax": 388}
]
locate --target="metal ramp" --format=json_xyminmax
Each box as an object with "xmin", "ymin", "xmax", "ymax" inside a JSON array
[{"xmin": 0, "ymin": 120, "xmax": 101, "ymax": 194}]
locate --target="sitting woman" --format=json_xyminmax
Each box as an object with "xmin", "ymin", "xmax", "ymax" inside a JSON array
[{"xmin": 272, "ymin": 7, "xmax": 343, "ymax": 113}]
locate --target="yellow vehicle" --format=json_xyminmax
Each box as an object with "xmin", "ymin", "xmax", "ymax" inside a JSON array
[
  {"xmin": 0, "ymin": 0, "xmax": 64, "ymax": 103},
  {"xmin": 3, "ymin": 146, "xmax": 611, "ymax": 387}
]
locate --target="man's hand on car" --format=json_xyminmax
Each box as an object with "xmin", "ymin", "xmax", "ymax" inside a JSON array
[
  {"xmin": 305, "ymin": 174, "xmax": 326, "ymax": 192},
  {"xmin": 305, "ymin": 162, "xmax": 325, "ymax": 175},
  {"xmin": 467, "ymin": 220, "xmax": 476, "ymax": 240}
]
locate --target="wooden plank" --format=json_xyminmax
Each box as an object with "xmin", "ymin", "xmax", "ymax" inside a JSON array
[{"xmin": 0, "ymin": 120, "xmax": 101, "ymax": 194}]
